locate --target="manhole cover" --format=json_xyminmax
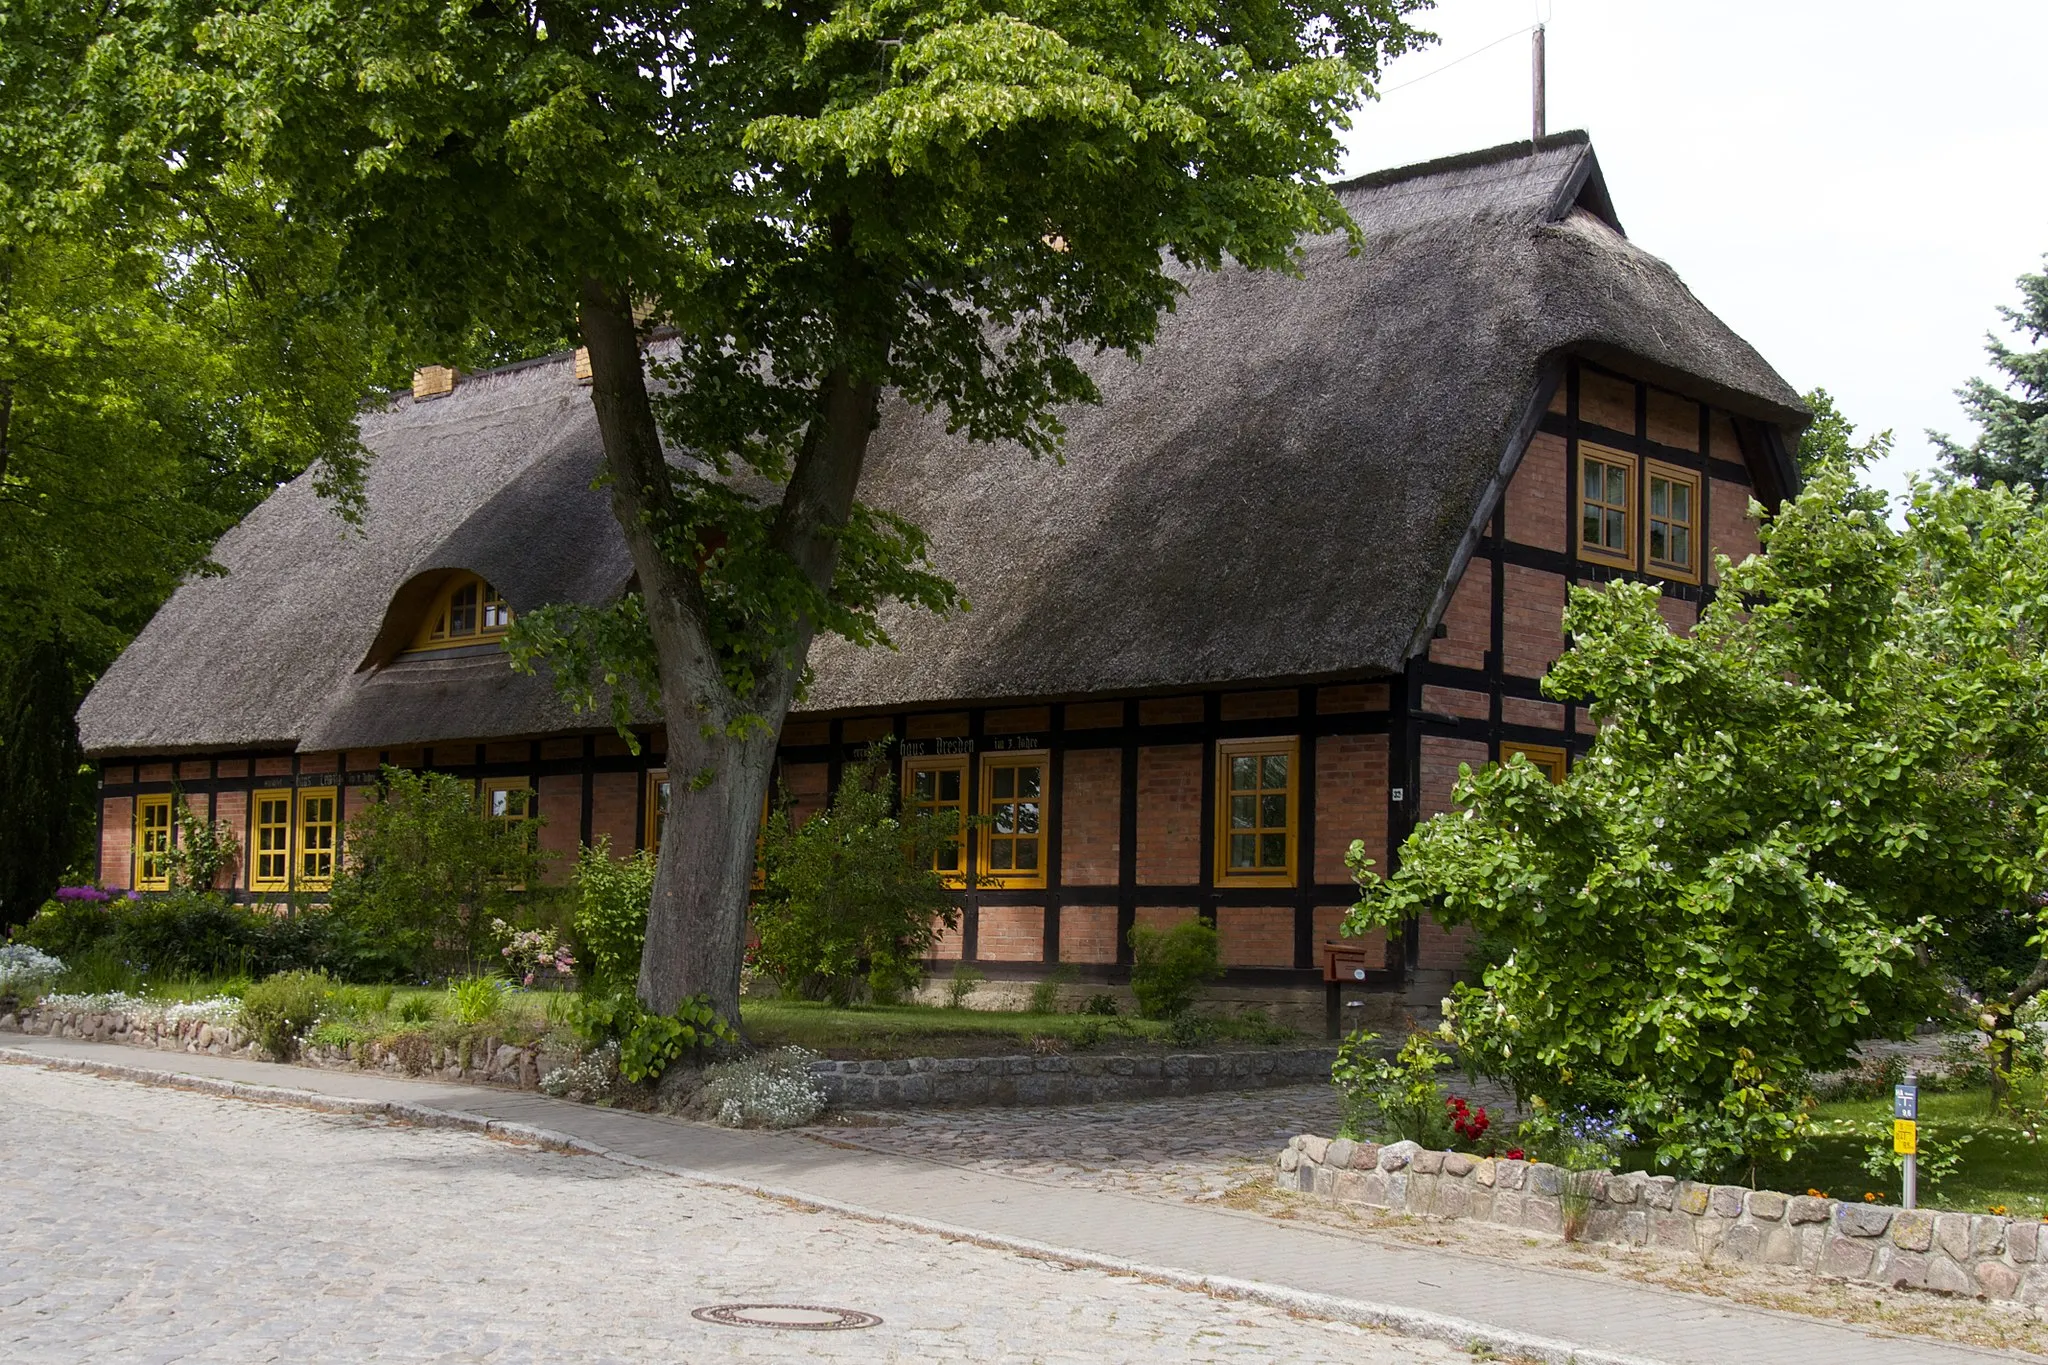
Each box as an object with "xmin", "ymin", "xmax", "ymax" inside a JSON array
[{"xmin": 691, "ymin": 1303, "xmax": 882, "ymax": 1331}]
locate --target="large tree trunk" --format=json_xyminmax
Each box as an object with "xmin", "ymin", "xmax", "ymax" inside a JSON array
[{"xmin": 577, "ymin": 278, "xmax": 881, "ymax": 1022}]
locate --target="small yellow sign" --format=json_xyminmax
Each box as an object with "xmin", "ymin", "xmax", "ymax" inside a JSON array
[{"xmin": 1894, "ymin": 1119, "xmax": 1918, "ymax": 1155}]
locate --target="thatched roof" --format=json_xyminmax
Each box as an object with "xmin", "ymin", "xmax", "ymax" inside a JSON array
[{"xmin": 78, "ymin": 132, "xmax": 1805, "ymax": 757}]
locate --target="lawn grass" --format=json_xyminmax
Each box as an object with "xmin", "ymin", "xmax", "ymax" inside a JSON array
[
  {"xmin": 738, "ymin": 998, "xmax": 1305, "ymax": 1059},
  {"xmin": 1754, "ymin": 1088, "xmax": 2048, "ymax": 1218}
]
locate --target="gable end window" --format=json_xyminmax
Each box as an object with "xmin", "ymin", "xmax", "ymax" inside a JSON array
[
  {"xmin": 1215, "ymin": 737, "xmax": 1299, "ymax": 887},
  {"xmin": 1577, "ymin": 444, "xmax": 1635, "ymax": 569},
  {"xmin": 135, "ymin": 794, "xmax": 173, "ymax": 891},
  {"xmin": 1644, "ymin": 460, "xmax": 1700, "ymax": 583},
  {"xmin": 409, "ymin": 572, "xmax": 513, "ymax": 653}
]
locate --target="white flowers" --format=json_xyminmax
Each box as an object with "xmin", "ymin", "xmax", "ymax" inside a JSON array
[
  {"xmin": 34, "ymin": 991, "xmax": 242, "ymax": 1028},
  {"xmin": 0, "ymin": 945, "xmax": 64, "ymax": 998},
  {"xmin": 702, "ymin": 1047, "xmax": 827, "ymax": 1129}
]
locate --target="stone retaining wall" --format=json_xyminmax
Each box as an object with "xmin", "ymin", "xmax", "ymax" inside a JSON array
[
  {"xmin": 1278, "ymin": 1134, "xmax": 2047, "ymax": 1303},
  {"xmin": 815, "ymin": 1047, "xmax": 1336, "ymax": 1109},
  {"xmin": 0, "ymin": 1005, "xmax": 547, "ymax": 1090}
]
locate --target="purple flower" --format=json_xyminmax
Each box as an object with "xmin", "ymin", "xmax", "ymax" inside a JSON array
[{"xmin": 55, "ymin": 886, "xmax": 112, "ymax": 902}]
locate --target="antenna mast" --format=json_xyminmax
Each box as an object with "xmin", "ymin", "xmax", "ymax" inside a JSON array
[{"xmin": 1531, "ymin": 24, "xmax": 1547, "ymax": 144}]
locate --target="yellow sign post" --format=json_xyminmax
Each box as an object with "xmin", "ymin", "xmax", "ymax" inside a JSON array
[{"xmin": 1893, "ymin": 1119, "xmax": 1917, "ymax": 1156}]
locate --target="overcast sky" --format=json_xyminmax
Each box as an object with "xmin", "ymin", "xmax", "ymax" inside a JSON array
[{"xmin": 1338, "ymin": 0, "xmax": 2048, "ymax": 502}]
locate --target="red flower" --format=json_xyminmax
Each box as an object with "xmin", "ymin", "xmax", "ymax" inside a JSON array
[{"xmin": 1505, "ymin": 1148, "xmax": 1525, "ymax": 1160}]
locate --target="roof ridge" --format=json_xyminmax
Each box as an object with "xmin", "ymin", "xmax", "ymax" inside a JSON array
[{"xmin": 1330, "ymin": 129, "xmax": 1590, "ymax": 195}]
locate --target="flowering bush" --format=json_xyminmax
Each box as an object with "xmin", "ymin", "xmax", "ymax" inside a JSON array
[
  {"xmin": 701, "ymin": 1047, "xmax": 827, "ymax": 1129},
  {"xmin": 491, "ymin": 919, "xmax": 575, "ymax": 987},
  {"xmin": 1445, "ymin": 1094, "xmax": 1490, "ymax": 1146},
  {"xmin": 53, "ymin": 886, "xmax": 113, "ymax": 902},
  {"xmin": 540, "ymin": 1041, "xmax": 621, "ymax": 1100},
  {"xmin": 0, "ymin": 945, "xmax": 65, "ymax": 999},
  {"xmin": 1518, "ymin": 1101, "xmax": 1636, "ymax": 1171}
]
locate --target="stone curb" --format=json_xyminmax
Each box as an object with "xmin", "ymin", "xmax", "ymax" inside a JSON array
[{"xmin": 0, "ymin": 1046, "xmax": 1656, "ymax": 1365}]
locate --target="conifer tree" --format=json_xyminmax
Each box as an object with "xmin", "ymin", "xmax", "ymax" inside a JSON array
[{"xmin": 1934, "ymin": 258, "xmax": 2048, "ymax": 491}]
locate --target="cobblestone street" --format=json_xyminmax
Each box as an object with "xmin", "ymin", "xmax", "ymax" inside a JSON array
[{"xmin": 0, "ymin": 1066, "xmax": 1473, "ymax": 1363}]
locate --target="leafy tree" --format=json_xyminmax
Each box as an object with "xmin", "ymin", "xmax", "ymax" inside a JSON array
[
  {"xmin": 75, "ymin": 0, "xmax": 1436, "ymax": 1022},
  {"xmin": 1934, "ymin": 257, "xmax": 2048, "ymax": 492},
  {"xmin": 753, "ymin": 744, "xmax": 961, "ymax": 1006},
  {"xmin": 0, "ymin": 3, "xmax": 395, "ymax": 919},
  {"xmin": 1348, "ymin": 467, "xmax": 2048, "ymax": 1176},
  {"xmin": 1795, "ymin": 387, "xmax": 1891, "ymax": 480},
  {"xmin": 328, "ymin": 767, "xmax": 555, "ymax": 980}
]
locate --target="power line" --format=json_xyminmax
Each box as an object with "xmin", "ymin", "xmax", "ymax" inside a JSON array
[{"xmin": 1377, "ymin": 23, "xmax": 1536, "ymax": 97}]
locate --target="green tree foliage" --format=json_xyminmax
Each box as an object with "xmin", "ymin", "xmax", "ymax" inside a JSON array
[
  {"xmin": 1796, "ymin": 387, "xmax": 1892, "ymax": 480},
  {"xmin": 328, "ymin": 767, "xmax": 554, "ymax": 981},
  {"xmin": 0, "ymin": 639, "xmax": 91, "ymax": 926},
  {"xmin": 1934, "ymin": 257, "xmax": 2048, "ymax": 492},
  {"xmin": 1348, "ymin": 467, "xmax": 2048, "ymax": 1177},
  {"xmin": 67, "ymin": 0, "xmax": 1432, "ymax": 1020},
  {"xmin": 0, "ymin": 4, "xmax": 397, "ymax": 918},
  {"xmin": 753, "ymin": 744, "xmax": 961, "ymax": 1006}
]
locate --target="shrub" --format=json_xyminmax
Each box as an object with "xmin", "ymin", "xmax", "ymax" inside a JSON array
[
  {"xmin": 13, "ymin": 897, "xmax": 116, "ymax": 961},
  {"xmin": 571, "ymin": 839, "xmax": 653, "ymax": 992},
  {"xmin": 104, "ymin": 891, "xmax": 267, "ymax": 978},
  {"xmin": 753, "ymin": 744, "xmax": 962, "ymax": 1006},
  {"xmin": 1029, "ymin": 964, "xmax": 1077, "ymax": 1015},
  {"xmin": 0, "ymin": 944, "xmax": 64, "ymax": 999},
  {"xmin": 393, "ymin": 993, "xmax": 438, "ymax": 1024},
  {"xmin": 240, "ymin": 970, "xmax": 334, "ymax": 1060},
  {"xmin": 327, "ymin": 766, "xmax": 554, "ymax": 980},
  {"xmin": 946, "ymin": 963, "xmax": 985, "ymax": 1009},
  {"xmin": 1166, "ymin": 1011, "xmax": 1220, "ymax": 1047},
  {"xmin": 164, "ymin": 799, "xmax": 240, "ymax": 892},
  {"xmin": 701, "ymin": 1047, "xmax": 827, "ymax": 1128},
  {"xmin": 1332, "ymin": 1030, "xmax": 1453, "ymax": 1146},
  {"xmin": 566, "ymin": 989, "xmax": 737, "ymax": 1083},
  {"xmin": 1081, "ymin": 993, "xmax": 1120, "ymax": 1017},
  {"xmin": 446, "ymin": 975, "xmax": 508, "ymax": 1026},
  {"xmin": 1127, "ymin": 918, "xmax": 1223, "ymax": 1020}
]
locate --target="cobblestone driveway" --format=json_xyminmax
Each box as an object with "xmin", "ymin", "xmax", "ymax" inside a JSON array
[
  {"xmin": 819, "ymin": 1078, "xmax": 1518, "ymax": 1203},
  {"xmin": 0, "ymin": 1066, "xmax": 1471, "ymax": 1363}
]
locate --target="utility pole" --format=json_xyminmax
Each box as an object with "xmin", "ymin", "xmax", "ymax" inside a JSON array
[{"xmin": 1532, "ymin": 23, "xmax": 1547, "ymax": 145}]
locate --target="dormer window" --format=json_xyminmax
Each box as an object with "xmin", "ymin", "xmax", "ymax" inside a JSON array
[{"xmin": 409, "ymin": 572, "xmax": 513, "ymax": 653}]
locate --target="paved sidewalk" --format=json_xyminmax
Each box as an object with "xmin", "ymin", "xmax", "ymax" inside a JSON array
[{"xmin": 1, "ymin": 1037, "xmax": 2033, "ymax": 1365}]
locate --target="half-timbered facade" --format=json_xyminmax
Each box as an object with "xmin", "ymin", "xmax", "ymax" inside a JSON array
[{"xmin": 78, "ymin": 133, "xmax": 1805, "ymax": 1019}]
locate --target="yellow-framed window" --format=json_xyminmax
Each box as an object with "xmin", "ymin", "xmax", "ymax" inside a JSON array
[
  {"xmin": 646, "ymin": 768, "xmax": 671, "ymax": 852},
  {"xmin": 1503, "ymin": 743, "xmax": 1568, "ymax": 784},
  {"xmin": 482, "ymin": 777, "xmax": 533, "ymax": 823},
  {"xmin": 903, "ymin": 754, "xmax": 968, "ymax": 885},
  {"xmin": 979, "ymin": 752, "xmax": 1048, "ymax": 889},
  {"xmin": 135, "ymin": 794, "xmax": 173, "ymax": 891},
  {"xmin": 1578, "ymin": 444, "xmax": 1635, "ymax": 569},
  {"xmin": 1644, "ymin": 459, "xmax": 1701, "ymax": 583},
  {"xmin": 1216, "ymin": 737, "xmax": 1299, "ymax": 886},
  {"xmin": 409, "ymin": 571, "xmax": 513, "ymax": 653},
  {"xmin": 252, "ymin": 792, "xmax": 292, "ymax": 890},
  {"xmin": 294, "ymin": 787, "xmax": 339, "ymax": 890}
]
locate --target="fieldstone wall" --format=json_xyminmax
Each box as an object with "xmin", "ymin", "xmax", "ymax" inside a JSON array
[
  {"xmin": 0, "ymin": 1005, "xmax": 547, "ymax": 1089},
  {"xmin": 815, "ymin": 1047, "xmax": 1337, "ymax": 1109},
  {"xmin": 1278, "ymin": 1134, "xmax": 2046, "ymax": 1303}
]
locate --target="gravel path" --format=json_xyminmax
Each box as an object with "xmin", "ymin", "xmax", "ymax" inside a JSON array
[{"xmin": 0, "ymin": 1065, "xmax": 1474, "ymax": 1364}]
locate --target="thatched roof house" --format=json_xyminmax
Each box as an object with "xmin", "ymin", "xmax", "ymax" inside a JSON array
[{"xmin": 82, "ymin": 132, "xmax": 1804, "ymax": 1019}]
